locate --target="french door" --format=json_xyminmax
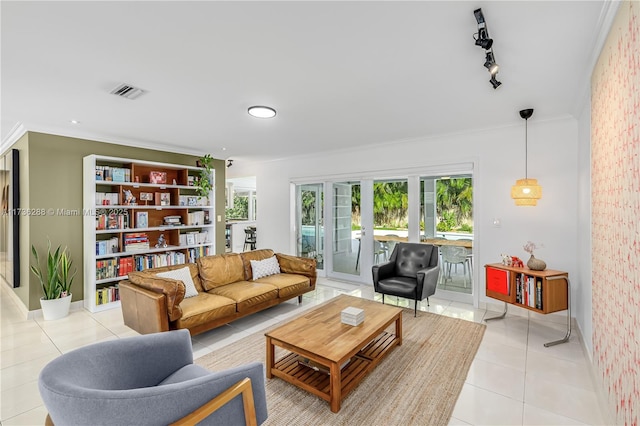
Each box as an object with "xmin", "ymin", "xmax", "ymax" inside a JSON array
[{"xmin": 293, "ymin": 162, "xmax": 475, "ymax": 304}]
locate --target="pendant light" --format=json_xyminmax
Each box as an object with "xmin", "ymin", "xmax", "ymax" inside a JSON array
[{"xmin": 511, "ymin": 108, "xmax": 542, "ymax": 206}]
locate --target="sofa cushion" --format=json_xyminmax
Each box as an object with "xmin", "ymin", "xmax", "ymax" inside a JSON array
[
  {"xmin": 155, "ymin": 267, "xmax": 199, "ymax": 298},
  {"xmin": 240, "ymin": 249, "xmax": 275, "ymax": 280},
  {"xmin": 127, "ymin": 273, "xmax": 184, "ymax": 322},
  {"xmin": 175, "ymin": 293, "xmax": 237, "ymax": 330},
  {"xmin": 250, "ymin": 256, "xmax": 281, "ymax": 280},
  {"xmin": 254, "ymin": 273, "xmax": 311, "ymax": 299},
  {"xmin": 198, "ymin": 253, "xmax": 245, "ymax": 290},
  {"xmin": 209, "ymin": 281, "xmax": 278, "ymax": 312},
  {"xmin": 132, "ymin": 263, "xmax": 204, "ymax": 292}
]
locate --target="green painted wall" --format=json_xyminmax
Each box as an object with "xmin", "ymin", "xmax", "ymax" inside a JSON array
[{"xmin": 15, "ymin": 132, "xmax": 225, "ymax": 311}]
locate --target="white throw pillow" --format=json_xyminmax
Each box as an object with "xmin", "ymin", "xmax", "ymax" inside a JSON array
[
  {"xmin": 251, "ymin": 256, "xmax": 281, "ymax": 280},
  {"xmin": 156, "ymin": 267, "xmax": 199, "ymax": 298}
]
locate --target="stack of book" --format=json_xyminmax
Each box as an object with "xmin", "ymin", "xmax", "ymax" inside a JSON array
[
  {"xmin": 123, "ymin": 233, "xmax": 150, "ymax": 252},
  {"xmin": 341, "ymin": 307, "xmax": 365, "ymax": 326},
  {"xmin": 164, "ymin": 215, "xmax": 182, "ymax": 226}
]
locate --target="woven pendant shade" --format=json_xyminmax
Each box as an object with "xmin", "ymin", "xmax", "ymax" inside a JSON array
[
  {"xmin": 511, "ymin": 108, "xmax": 542, "ymax": 206},
  {"xmin": 511, "ymin": 178, "xmax": 542, "ymax": 206}
]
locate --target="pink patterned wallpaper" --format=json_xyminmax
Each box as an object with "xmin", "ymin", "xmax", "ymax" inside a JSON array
[{"xmin": 591, "ymin": 1, "xmax": 640, "ymax": 424}]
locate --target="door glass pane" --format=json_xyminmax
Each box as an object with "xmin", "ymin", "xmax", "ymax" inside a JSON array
[
  {"xmin": 332, "ymin": 181, "xmax": 360, "ymax": 275},
  {"xmin": 421, "ymin": 175, "xmax": 474, "ymax": 294},
  {"xmin": 373, "ymin": 179, "xmax": 408, "ymax": 265},
  {"xmin": 296, "ymin": 184, "xmax": 324, "ymax": 270}
]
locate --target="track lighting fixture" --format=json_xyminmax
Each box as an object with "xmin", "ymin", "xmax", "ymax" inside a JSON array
[
  {"xmin": 226, "ymin": 159, "xmax": 233, "ymax": 168},
  {"xmin": 473, "ymin": 8, "xmax": 502, "ymax": 89}
]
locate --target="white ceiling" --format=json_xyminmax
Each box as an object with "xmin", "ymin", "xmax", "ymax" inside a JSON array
[{"xmin": 1, "ymin": 1, "xmax": 610, "ymax": 162}]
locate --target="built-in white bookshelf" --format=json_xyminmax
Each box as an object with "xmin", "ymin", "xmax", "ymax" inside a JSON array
[{"xmin": 83, "ymin": 155, "xmax": 215, "ymax": 312}]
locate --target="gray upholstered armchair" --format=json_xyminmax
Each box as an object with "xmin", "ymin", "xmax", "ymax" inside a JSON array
[
  {"xmin": 38, "ymin": 329, "xmax": 267, "ymax": 426},
  {"xmin": 372, "ymin": 242, "xmax": 440, "ymax": 316}
]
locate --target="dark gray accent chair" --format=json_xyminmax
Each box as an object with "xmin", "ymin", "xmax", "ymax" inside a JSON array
[
  {"xmin": 372, "ymin": 243, "xmax": 440, "ymax": 316},
  {"xmin": 38, "ymin": 329, "xmax": 268, "ymax": 426}
]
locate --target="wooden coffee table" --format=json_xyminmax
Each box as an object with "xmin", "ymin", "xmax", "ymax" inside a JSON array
[{"xmin": 265, "ymin": 294, "xmax": 403, "ymax": 412}]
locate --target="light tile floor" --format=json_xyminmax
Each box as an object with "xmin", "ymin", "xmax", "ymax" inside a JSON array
[{"xmin": 0, "ymin": 278, "xmax": 609, "ymax": 425}]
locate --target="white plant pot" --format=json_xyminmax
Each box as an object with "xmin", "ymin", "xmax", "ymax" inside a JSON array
[{"xmin": 40, "ymin": 294, "xmax": 72, "ymax": 320}]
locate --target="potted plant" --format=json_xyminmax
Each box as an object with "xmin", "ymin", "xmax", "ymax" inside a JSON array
[
  {"xmin": 31, "ymin": 239, "xmax": 77, "ymax": 320},
  {"xmin": 195, "ymin": 154, "xmax": 213, "ymax": 199}
]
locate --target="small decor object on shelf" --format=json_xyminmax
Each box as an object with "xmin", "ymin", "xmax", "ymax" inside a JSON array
[
  {"xmin": 122, "ymin": 189, "xmax": 136, "ymax": 206},
  {"xmin": 523, "ymin": 240, "xmax": 546, "ymax": 271},
  {"xmin": 155, "ymin": 193, "xmax": 170, "ymax": 206},
  {"xmin": 155, "ymin": 234, "xmax": 168, "ymax": 249},
  {"xmin": 139, "ymin": 192, "xmax": 153, "ymax": 205},
  {"xmin": 135, "ymin": 212, "xmax": 148, "ymax": 228},
  {"xmin": 511, "ymin": 256, "xmax": 524, "ymax": 268},
  {"xmin": 149, "ymin": 171, "xmax": 167, "ymax": 184}
]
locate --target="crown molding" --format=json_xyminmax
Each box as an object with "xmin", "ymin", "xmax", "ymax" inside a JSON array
[
  {"xmin": 1, "ymin": 122, "xmax": 208, "ymax": 158},
  {"xmin": 0, "ymin": 122, "xmax": 27, "ymax": 154}
]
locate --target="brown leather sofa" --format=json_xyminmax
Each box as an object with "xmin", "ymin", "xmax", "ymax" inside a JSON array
[{"xmin": 119, "ymin": 249, "xmax": 317, "ymax": 336}]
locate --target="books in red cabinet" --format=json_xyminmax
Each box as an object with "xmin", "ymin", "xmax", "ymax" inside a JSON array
[{"xmin": 486, "ymin": 267, "xmax": 509, "ymax": 295}]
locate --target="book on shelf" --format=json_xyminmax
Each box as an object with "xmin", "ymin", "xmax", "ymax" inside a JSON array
[
  {"xmin": 95, "ymin": 166, "xmax": 130, "ymax": 182},
  {"xmin": 96, "ymin": 237, "xmax": 120, "ymax": 255},
  {"xmin": 95, "ymin": 192, "xmax": 120, "ymax": 206},
  {"xmin": 133, "ymin": 251, "xmax": 186, "ymax": 271},
  {"xmin": 164, "ymin": 215, "xmax": 182, "ymax": 226},
  {"xmin": 96, "ymin": 284, "xmax": 120, "ymax": 306},
  {"xmin": 123, "ymin": 233, "xmax": 150, "ymax": 252},
  {"xmin": 187, "ymin": 245, "xmax": 210, "ymax": 262},
  {"xmin": 515, "ymin": 273, "xmax": 543, "ymax": 309},
  {"xmin": 96, "ymin": 212, "xmax": 128, "ymax": 230},
  {"xmin": 95, "ymin": 258, "xmax": 119, "ymax": 280},
  {"xmin": 297, "ymin": 357, "xmax": 350, "ymax": 375},
  {"xmin": 186, "ymin": 211, "xmax": 205, "ymax": 225}
]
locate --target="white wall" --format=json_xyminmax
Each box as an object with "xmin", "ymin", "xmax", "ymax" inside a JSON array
[
  {"xmin": 576, "ymin": 97, "xmax": 593, "ymax": 358},
  {"xmin": 229, "ymin": 116, "xmax": 580, "ymax": 309}
]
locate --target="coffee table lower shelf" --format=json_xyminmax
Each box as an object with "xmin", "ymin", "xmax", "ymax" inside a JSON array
[{"xmin": 270, "ymin": 331, "xmax": 398, "ymax": 409}]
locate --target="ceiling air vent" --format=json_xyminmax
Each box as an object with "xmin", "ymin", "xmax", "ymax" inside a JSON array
[{"xmin": 110, "ymin": 83, "xmax": 145, "ymax": 100}]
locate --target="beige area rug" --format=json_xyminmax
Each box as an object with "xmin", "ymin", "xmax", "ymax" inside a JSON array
[{"xmin": 196, "ymin": 309, "xmax": 486, "ymax": 426}]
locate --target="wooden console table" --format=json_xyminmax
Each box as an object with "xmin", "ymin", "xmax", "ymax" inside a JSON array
[{"xmin": 484, "ymin": 263, "xmax": 571, "ymax": 347}]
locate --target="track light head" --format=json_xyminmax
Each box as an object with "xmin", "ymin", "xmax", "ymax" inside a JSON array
[
  {"xmin": 484, "ymin": 51, "xmax": 499, "ymax": 74},
  {"xmin": 489, "ymin": 76, "xmax": 502, "ymax": 89},
  {"xmin": 475, "ymin": 28, "xmax": 493, "ymax": 50},
  {"xmin": 226, "ymin": 159, "xmax": 233, "ymax": 168}
]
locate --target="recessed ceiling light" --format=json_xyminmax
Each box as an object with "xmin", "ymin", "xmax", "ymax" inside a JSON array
[
  {"xmin": 248, "ymin": 106, "xmax": 276, "ymax": 119},
  {"xmin": 70, "ymin": 120, "xmax": 80, "ymax": 124}
]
